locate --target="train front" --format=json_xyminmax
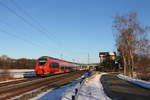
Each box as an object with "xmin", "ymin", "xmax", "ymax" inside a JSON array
[{"xmin": 34, "ymin": 57, "xmax": 49, "ymax": 76}]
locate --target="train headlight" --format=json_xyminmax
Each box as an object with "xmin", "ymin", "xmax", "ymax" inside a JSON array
[{"xmin": 39, "ymin": 66, "xmax": 42, "ymax": 69}]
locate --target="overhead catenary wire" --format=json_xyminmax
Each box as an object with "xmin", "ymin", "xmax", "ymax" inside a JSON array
[
  {"xmin": 0, "ymin": 28, "xmax": 52, "ymax": 51},
  {"xmin": 0, "ymin": 1, "xmax": 60, "ymax": 47},
  {"xmin": 0, "ymin": 1, "xmax": 72, "ymax": 60},
  {"xmin": 0, "ymin": 28, "xmax": 59, "ymax": 57},
  {"xmin": 0, "ymin": 20, "xmax": 62, "ymax": 60},
  {"xmin": 0, "ymin": 18, "xmax": 52, "ymax": 49},
  {"xmin": 10, "ymin": 0, "xmax": 61, "ymax": 45}
]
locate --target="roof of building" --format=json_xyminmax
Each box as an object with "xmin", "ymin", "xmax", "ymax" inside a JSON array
[{"xmin": 99, "ymin": 52, "xmax": 116, "ymax": 56}]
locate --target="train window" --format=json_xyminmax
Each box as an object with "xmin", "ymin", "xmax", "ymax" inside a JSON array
[
  {"xmin": 61, "ymin": 66, "xmax": 64, "ymax": 69},
  {"xmin": 51, "ymin": 62, "xmax": 59, "ymax": 68},
  {"xmin": 66, "ymin": 66, "xmax": 70, "ymax": 69},
  {"xmin": 60, "ymin": 65, "xmax": 65, "ymax": 69},
  {"xmin": 38, "ymin": 60, "xmax": 46, "ymax": 66}
]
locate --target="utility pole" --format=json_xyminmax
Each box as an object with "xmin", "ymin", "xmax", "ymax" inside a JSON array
[
  {"xmin": 72, "ymin": 59, "xmax": 75, "ymax": 62},
  {"xmin": 60, "ymin": 53, "xmax": 63, "ymax": 60},
  {"xmin": 88, "ymin": 53, "xmax": 90, "ymax": 64}
]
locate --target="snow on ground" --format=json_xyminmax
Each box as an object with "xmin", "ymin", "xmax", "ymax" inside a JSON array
[
  {"xmin": 0, "ymin": 69, "xmax": 34, "ymax": 73},
  {"xmin": 61, "ymin": 73, "xmax": 111, "ymax": 100},
  {"xmin": 29, "ymin": 75, "xmax": 85, "ymax": 100},
  {"xmin": 77, "ymin": 73, "xmax": 111, "ymax": 100},
  {"xmin": 117, "ymin": 74, "xmax": 150, "ymax": 89},
  {"xmin": 29, "ymin": 73, "xmax": 111, "ymax": 100},
  {"xmin": 60, "ymin": 81, "xmax": 81, "ymax": 100},
  {"xmin": 29, "ymin": 89, "xmax": 53, "ymax": 100},
  {"xmin": 0, "ymin": 69, "xmax": 34, "ymax": 78}
]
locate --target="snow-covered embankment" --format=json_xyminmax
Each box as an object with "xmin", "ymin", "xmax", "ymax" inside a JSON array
[
  {"xmin": 0, "ymin": 69, "xmax": 34, "ymax": 78},
  {"xmin": 61, "ymin": 73, "xmax": 111, "ymax": 100},
  {"xmin": 117, "ymin": 74, "xmax": 150, "ymax": 89}
]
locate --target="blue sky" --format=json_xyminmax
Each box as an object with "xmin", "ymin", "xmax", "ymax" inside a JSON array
[{"xmin": 0, "ymin": 0, "xmax": 150, "ymax": 63}]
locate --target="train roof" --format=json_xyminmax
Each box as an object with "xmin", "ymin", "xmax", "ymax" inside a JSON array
[{"xmin": 38, "ymin": 56, "xmax": 79, "ymax": 65}]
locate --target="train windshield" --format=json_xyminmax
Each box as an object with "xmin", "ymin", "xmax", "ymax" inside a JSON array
[{"xmin": 38, "ymin": 60, "xmax": 46, "ymax": 66}]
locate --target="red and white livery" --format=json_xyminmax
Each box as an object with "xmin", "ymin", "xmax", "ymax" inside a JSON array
[{"xmin": 34, "ymin": 56, "xmax": 80, "ymax": 76}]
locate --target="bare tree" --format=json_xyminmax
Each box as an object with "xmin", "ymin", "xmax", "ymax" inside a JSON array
[
  {"xmin": 113, "ymin": 12, "xmax": 150, "ymax": 77},
  {"xmin": 0, "ymin": 55, "xmax": 36, "ymax": 69}
]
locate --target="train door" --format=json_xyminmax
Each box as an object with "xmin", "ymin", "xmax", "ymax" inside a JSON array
[
  {"xmin": 60, "ymin": 65, "xmax": 65, "ymax": 72},
  {"xmin": 51, "ymin": 62, "xmax": 59, "ymax": 73}
]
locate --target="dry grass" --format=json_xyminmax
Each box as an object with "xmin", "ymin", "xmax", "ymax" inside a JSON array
[{"xmin": 0, "ymin": 69, "xmax": 13, "ymax": 81}]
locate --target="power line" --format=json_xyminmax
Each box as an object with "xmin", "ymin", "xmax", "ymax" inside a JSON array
[
  {"xmin": 0, "ymin": 1, "xmax": 60, "ymax": 47},
  {"xmin": 0, "ymin": 28, "xmax": 57, "ymax": 53},
  {"xmin": 60, "ymin": 53, "xmax": 63, "ymax": 59},
  {"xmin": 10, "ymin": 0, "xmax": 60, "ymax": 44},
  {"xmin": 88, "ymin": 53, "xmax": 90, "ymax": 64},
  {"xmin": 0, "ymin": 19, "xmax": 52, "ymax": 50},
  {"xmin": 0, "ymin": 29, "xmax": 41, "ymax": 49},
  {"xmin": 0, "ymin": 20, "xmax": 53, "ymax": 51}
]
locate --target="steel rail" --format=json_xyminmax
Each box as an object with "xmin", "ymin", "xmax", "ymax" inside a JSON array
[{"xmin": 0, "ymin": 71, "xmax": 85, "ymax": 100}]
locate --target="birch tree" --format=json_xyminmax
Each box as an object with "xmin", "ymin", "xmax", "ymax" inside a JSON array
[{"xmin": 113, "ymin": 12, "xmax": 150, "ymax": 77}]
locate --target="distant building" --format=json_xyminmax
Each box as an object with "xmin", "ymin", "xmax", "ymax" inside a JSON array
[{"xmin": 99, "ymin": 52, "xmax": 116, "ymax": 64}]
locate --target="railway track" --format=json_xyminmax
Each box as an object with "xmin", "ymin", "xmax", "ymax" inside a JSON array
[
  {"xmin": 0, "ymin": 78, "xmax": 40, "ymax": 87},
  {"xmin": 0, "ymin": 71, "xmax": 85, "ymax": 100},
  {"xmin": 0, "ymin": 72, "xmax": 76, "ymax": 88}
]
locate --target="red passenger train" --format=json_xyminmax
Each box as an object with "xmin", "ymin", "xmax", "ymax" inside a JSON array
[{"xmin": 34, "ymin": 56, "xmax": 80, "ymax": 76}]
